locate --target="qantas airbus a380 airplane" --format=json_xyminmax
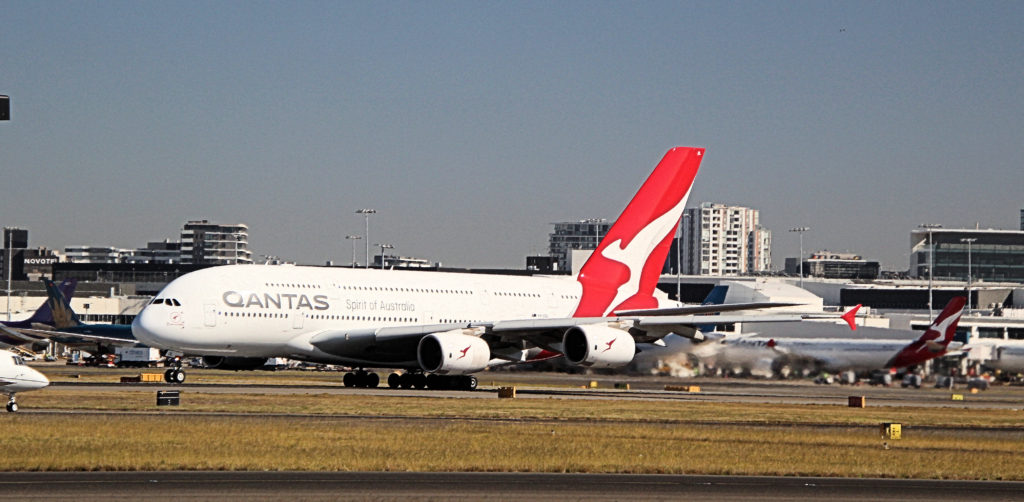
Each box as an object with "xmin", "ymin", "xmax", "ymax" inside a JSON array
[{"xmin": 133, "ymin": 147, "xmax": 821, "ymax": 389}]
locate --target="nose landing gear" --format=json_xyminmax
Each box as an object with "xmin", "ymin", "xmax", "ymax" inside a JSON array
[
  {"xmin": 163, "ymin": 356, "xmax": 186, "ymax": 384},
  {"xmin": 6, "ymin": 395, "xmax": 19, "ymax": 413}
]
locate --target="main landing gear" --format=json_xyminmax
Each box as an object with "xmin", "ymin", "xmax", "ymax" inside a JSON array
[
  {"xmin": 342, "ymin": 370, "xmax": 379, "ymax": 388},
  {"xmin": 6, "ymin": 394, "xmax": 19, "ymax": 413},
  {"xmin": 386, "ymin": 372, "xmax": 477, "ymax": 391}
]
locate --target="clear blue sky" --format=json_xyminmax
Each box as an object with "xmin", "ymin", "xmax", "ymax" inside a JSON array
[{"xmin": 2, "ymin": 1, "xmax": 1021, "ymax": 270}]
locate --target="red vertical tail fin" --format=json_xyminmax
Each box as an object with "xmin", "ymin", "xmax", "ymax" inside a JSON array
[
  {"xmin": 573, "ymin": 147, "xmax": 705, "ymax": 317},
  {"xmin": 885, "ymin": 296, "xmax": 967, "ymax": 368}
]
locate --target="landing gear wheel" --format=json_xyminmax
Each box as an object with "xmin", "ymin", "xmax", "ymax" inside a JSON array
[
  {"xmin": 399, "ymin": 372, "xmax": 414, "ymax": 389},
  {"xmin": 343, "ymin": 372, "xmax": 356, "ymax": 387},
  {"xmin": 466, "ymin": 376, "xmax": 478, "ymax": 391},
  {"xmin": 6, "ymin": 401, "xmax": 17, "ymax": 413},
  {"xmin": 412, "ymin": 373, "xmax": 427, "ymax": 390},
  {"xmin": 169, "ymin": 369, "xmax": 186, "ymax": 384},
  {"xmin": 164, "ymin": 369, "xmax": 175, "ymax": 383},
  {"xmin": 387, "ymin": 373, "xmax": 401, "ymax": 389},
  {"xmin": 365, "ymin": 372, "xmax": 379, "ymax": 388}
]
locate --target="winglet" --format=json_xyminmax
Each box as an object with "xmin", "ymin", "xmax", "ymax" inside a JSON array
[{"xmin": 841, "ymin": 304, "xmax": 861, "ymax": 331}]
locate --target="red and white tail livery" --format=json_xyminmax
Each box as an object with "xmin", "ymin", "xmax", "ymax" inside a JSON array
[
  {"xmin": 885, "ymin": 296, "xmax": 967, "ymax": 368},
  {"xmin": 574, "ymin": 147, "xmax": 704, "ymax": 317}
]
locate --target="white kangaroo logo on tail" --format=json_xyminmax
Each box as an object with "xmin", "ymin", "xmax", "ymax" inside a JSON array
[{"xmin": 599, "ymin": 194, "xmax": 690, "ymax": 316}]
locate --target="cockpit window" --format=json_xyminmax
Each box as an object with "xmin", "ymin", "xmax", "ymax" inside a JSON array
[
  {"xmin": 13, "ymin": 356, "xmax": 25, "ymax": 366},
  {"xmin": 150, "ymin": 298, "xmax": 181, "ymax": 306}
]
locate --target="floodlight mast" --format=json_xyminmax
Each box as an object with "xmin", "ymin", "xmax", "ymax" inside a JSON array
[
  {"xmin": 789, "ymin": 227, "xmax": 809, "ymax": 289},
  {"xmin": 355, "ymin": 209, "xmax": 376, "ymax": 269}
]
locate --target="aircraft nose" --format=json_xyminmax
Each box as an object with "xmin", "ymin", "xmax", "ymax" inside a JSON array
[
  {"xmin": 132, "ymin": 308, "xmax": 167, "ymax": 348},
  {"xmin": 29, "ymin": 370, "xmax": 49, "ymax": 390}
]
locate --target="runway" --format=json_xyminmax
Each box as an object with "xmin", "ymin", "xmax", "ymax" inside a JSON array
[{"xmin": 1, "ymin": 471, "xmax": 1022, "ymax": 501}]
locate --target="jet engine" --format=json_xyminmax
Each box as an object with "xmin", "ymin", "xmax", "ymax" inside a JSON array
[
  {"xmin": 562, "ymin": 324, "xmax": 636, "ymax": 368},
  {"xmin": 417, "ymin": 331, "xmax": 490, "ymax": 375},
  {"xmin": 201, "ymin": 356, "xmax": 269, "ymax": 371}
]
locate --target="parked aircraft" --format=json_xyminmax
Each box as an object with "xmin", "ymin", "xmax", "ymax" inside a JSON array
[
  {"xmin": 0, "ymin": 348, "xmax": 49, "ymax": 412},
  {"xmin": 963, "ymin": 339, "xmax": 1024, "ymax": 375},
  {"xmin": 3, "ymin": 279, "xmax": 137, "ymax": 354},
  {"xmin": 711, "ymin": 296, "xmax": 967, "ymax": 379},
  {"xmin": 133, "ymin": 147, "xmax": 835, "ymax": 389},
  {"xmin": 0, "ymin": 279, "xmax": 76, "ymax": 346}
]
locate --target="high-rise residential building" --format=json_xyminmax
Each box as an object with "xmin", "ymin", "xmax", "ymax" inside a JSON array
[
  {"xmin": 180, "ymin": 220, "xmax": 252, "ymax": 265},
  {"xmin": 548, "ymin": 219, "xmax": 611, "ymax": 271},
  {"xmin": 678, "ymin": 203, "xmax": 771, "ymax": 276}
]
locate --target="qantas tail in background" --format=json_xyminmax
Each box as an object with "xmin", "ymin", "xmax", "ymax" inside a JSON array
[
  {"xmin": 573, "ymin": 147, "xmax": 705, "ymax": 317},
  {"xmin": 885, "ymin": 296, "xmax": 967, "ymax": 368}
]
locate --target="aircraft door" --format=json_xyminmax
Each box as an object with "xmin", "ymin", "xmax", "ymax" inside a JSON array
[
  {"xmin": 203, "ymin": 304, "xmax": 217, "ymax": 327},
  {"xmin": 292, "ymin": 311, "xmax": 305, "ymax": 330}
]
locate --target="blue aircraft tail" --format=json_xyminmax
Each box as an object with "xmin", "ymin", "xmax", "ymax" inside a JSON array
[
  {"xmin": 19, "ymin": 279, "xmax": 77, "ymax": 326},
  {"xmin": 42, "ymin": 278, "xmax": 84, "ymax": 328},
  {"xmin": 697, "ymin": 285, "xmax": 728, "ymax": 333}
]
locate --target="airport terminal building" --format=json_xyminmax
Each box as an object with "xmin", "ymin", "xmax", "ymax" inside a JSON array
[{"xmin": 910, "ymin": 228, "xmax": 1024, "ymax": 283}]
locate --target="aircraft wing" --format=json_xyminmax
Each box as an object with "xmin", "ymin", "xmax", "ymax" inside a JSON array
[
  {"xmin": 2, "ymin": 327, "xmax": 137, "ymax": 346},
  {"xmin": 0, "ymin": 325, "xmax": 52, "ymax": 346},
  {"xmin": 488, "ymin": 314, "xmax": 807, "ymax": 343},
  {"xmin": 307, "ymin": 313, "xmax": 809, "ymax": 365},
  {"xmin": 613, "ymin": 302, "xmax": 805, "ymax": 316}
]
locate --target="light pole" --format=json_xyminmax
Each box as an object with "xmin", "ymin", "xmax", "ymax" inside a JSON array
[
  {"xmin": 579, "ymin": 218, "xmax": 607, "ymax": 250},
  {"xmin": 960, "ymin": 237, "xmax": 976, "ymax": 312},
  {"xmin": 919, "ymin": 224, "xmax": 942, "ymax": 318},
  {"xmin": 789, "ymin": 227, "xmax": 809, "ymax": 289},
  {"xmin": 4, "ymin": 228, "xmax": 12, "ymax": 322},
  {"xmin": 355, "ymin": 209, "xmax": 376, "ymax": 269},
  {"xmin": 345, "ymin": 235, "xmax": 362, "ymax": 267},
  {"xmin": 375, "ymin": 243, "xmax": 393, "ymax": 269}
]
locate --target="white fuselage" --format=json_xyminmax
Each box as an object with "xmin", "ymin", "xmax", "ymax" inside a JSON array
[
  {"xmin": 966, "ymin": 340, "xmax": 1024, "ymax": 373},
  {"xmin": 0, "ymin": 350, "xmax": 49, "ymax": 394},
  {"xmin": 133, "ymin": 264, "xmax": 586, "ymax": 367},
  {"xmin": 716, "ymin": 337, "xmax": 915, "ymax": 373}
]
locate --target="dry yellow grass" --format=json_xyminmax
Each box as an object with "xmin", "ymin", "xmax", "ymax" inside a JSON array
[
  {"xmin": 18, "ymin": 388, "xmax": 1024, "ymax": 428},
  {"xmin": 3, "ymin": 387, "xmax": 1024, "ymax": 478},
  {"xmin": 1, "ymin": 414, "xmax": 1022, "ymax": 479}
]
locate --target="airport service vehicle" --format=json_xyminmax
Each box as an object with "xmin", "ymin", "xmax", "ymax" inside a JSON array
[
  {"xmin": 713, "ymin": 297, "xmax": 967, "ymax": 378},
  {"xmin": 115, "ymin": 346, "xmax": 162, "ymax": 368},
  {"xmin": 0, "ymin": 348, "xmax": 49, "ymax": 412},
  {"xmin": 133, "ymin": 147, "xmax": 833, "ymax": 389}
]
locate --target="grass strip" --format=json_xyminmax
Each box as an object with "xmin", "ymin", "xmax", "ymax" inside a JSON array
[{"xmin": 2, "ymin": 413, "xmax": 1022, "ymax": 479}]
